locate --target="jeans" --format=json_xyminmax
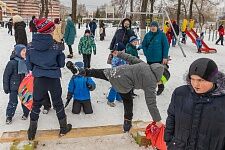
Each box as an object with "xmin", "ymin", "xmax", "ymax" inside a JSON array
[{"xmin": 107, "ymin": 87, "xmax": 122, "ymax": 102}]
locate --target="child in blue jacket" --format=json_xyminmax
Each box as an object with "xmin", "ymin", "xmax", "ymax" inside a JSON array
[
  {"xmin": 66, "ymin": 62, "xmax": 96, "ymax": 114},
  {"xmin": 196, "ymin": 33, "xmax": 204, "ymax": 53},
  {"xmin": 107, "ymin": 43, "xmax": 127, "ymax": 107}
]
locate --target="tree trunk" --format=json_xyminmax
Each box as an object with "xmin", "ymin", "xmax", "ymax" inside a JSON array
[
  {"xmin": 189, "ymin": 0, "xmax": 194, "ymax": 19},
  {"xmin": 39, "ymin": 0, "xmax": 45, "ymax": 18},
  {"xmin": 72, "ymin": 0, "xmax": 77, "ymax": 22},
  {"xmin": 177, "ymin": 0, "xmax": 181, "ymax": 25},
  {"xmin": 149, "ymin": 0, "xmax": 155, "ymax": 22},
  {"xmin": 130, "ymin": 0, "xmax": 133, "ymax": 19},
  {"xmin": 44, "ymin": 0, "xmax": 49, "ymax": 18},
  {"xmin": 140, "ymin": 0, "xmax": 148, "ymax": 29}
]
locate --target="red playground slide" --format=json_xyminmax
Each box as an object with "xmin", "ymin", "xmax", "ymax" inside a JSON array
[{"xmin": 185, "ymin": 29, "xmax": 217, "ymax": 53}]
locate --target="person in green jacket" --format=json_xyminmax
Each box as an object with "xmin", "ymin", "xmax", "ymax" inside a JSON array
[
  {"xmin": 126, "ymin": 36, "xmax": 139, "ymax": 58},
  {"xmin": 64, "ymin": 15, "xmax": 76, "ymax": 58},
  {"xmin": 78, "ymin": 29, "xmax": 96, "ymax": 68}
]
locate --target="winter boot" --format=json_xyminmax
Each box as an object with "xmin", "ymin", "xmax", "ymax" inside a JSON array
[
  {"xmin": 67, "ymin": 54, "xmax": 73, "ymax": 58},
  {"xmin": 107, "ymin": 101, "xmax": 116, "ymax": 107},
  {"xmin": 157, "ymin": 84, "xmax": 165, "ymax": 96},
  {"xmin": 27, "ymin": 120, "xmax": 38, "ymax": 140},
  {"xmin": 123, "ymin": 119, "xmax": 132, "ymax": 132},
  {"xmin": 21, "ymin": 114, "xmax": 28, "ymax": 120},
  {"xmin": 59, "ymin": 118, "xmax": 72, "ymax": 137},
  {"xmin": 6, "ymin": 117, "xmax": 12, "ymax": 125}
]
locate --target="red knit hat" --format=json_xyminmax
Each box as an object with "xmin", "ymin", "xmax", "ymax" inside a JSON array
[{"xmin": 35, "ymin": 18, "xmax": 55, "ymax": 33}]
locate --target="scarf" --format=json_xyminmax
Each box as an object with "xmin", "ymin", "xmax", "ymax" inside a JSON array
[{"xmin": 14, "ymin": 57, "xmax": 28, "ymax": 75}]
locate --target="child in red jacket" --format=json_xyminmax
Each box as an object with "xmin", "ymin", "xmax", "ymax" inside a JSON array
[{"xmin": 216, "ymin": 24, "xmax": 224, "ymax": 46}]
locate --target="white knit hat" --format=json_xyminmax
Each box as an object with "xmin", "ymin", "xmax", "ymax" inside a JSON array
[{"xmin": 13, "ymin": 15, "xmax": 23, "ymax": 23}]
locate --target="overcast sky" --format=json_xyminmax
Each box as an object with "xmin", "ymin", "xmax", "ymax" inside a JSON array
[{"xmin": 60, "ymin": 0, "xmax": 112, "ymax": 11}]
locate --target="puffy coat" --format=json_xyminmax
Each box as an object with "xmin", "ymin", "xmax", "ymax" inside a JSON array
[
  {"xmin": 78, "ymin": 35, "xmax": 96, "ymax": 55},
  {"xmin": 109, "ymin": 18, "xmax": 135, "ymax": 50},
  {"xmin": 64, "ymin": 18, "xmax": 76, "ymax": 45},
  {"xmin": 218, "ymin": 25, "xmax": 224, "ymax": 36},
  {"xmin": 68, "ymin": 76, "xmax": 95, "ymax": 101},
  {"xmin": 89, "ymin": 21, "xmax": 97, "ymax": 31},
  {"xmin": 104, "ymin": 52, "xmax": 164, "ymax": 122},
  {"xmin": 171, "ymin": 22, "xmax": 179, "ymax": 36},
  {"xmin": 164, "ymin": 72, "xmax": 225, "ymax": 150},
  {"xmin": 142, "ymin": 29, "xmax": 169, "ymax": 63},
  {"xmin": 126, "ymin": 43, "xmax": 139, "ymax": 58},
  {"xmin": 26, "ymin": 34, "xmax": 65, "ymax": 78},
  {"xmin": 14, "ymin": 21, "xmax": 28, "ymax": 46},
  {"xmin": 53, "ymin": 24, "xmax": 63, "ymax": 42},
  {"xmin": 3, "ymin": 54, "xmax": 25, "ymax": 93}
]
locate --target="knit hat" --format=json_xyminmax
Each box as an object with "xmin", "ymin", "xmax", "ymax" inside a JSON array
[
  {"xmin": 129, "ymin": 36, "xmax": 138, "ymax": 43},
  {"xmin": 35, "ymin": 18, "xmax": 55, "ymax": 33},
  {"xmin": 150, "ymin": 21, "xmax": 159, "ymax": 28},
  {"xmin": 189, "ymin": 58, "xmax": 219, "ymax": 82},
  {"xmin": 14, "ymin": 44, "xmax": 26, "ymax": 57},
  {"xmin": 115, "ymin": 42, "xmax": 126, "ymax": 51},
  {"xmin": 75, "ymin": 61, "xmax": 84, "ymax": 69},
  {"xmin": 85, "ymin": 29, "xmax": 91, "ymax": 34},
  {"xmin": 12, "ymin": 15, "xmax": 23, "ymax": 23},
  {"xmin": 54, "ymin": 18, "xmax": 60, "ymax": 24}
]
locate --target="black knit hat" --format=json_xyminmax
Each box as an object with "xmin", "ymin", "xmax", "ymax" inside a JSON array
[
  {"xmin": 189, "ymin": 58, "xmax": 218, "ymax": 82},
  {"xmin": 85, "ymin": 29, "xmax": 91, "ymax": 34}
]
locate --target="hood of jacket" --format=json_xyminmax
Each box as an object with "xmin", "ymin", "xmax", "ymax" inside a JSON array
[
  {"xmin": 122, "ymin": 18, "xmax": 132, "ymax": 29},
  {"xmin": 150, "ymin": 63, "xmax": 164, "ymax": 82},
  {"xmin": 32, "ymin": 34, "xmax": 54, "ymax": 51}
]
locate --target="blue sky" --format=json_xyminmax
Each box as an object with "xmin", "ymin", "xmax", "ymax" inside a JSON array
[{"xmin": 60, "ymin": 0, "xmax": 112, "ymax": 11}]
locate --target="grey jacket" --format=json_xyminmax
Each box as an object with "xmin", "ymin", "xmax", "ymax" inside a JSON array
[{"xmin": 104, "ymin": 52, "xmax": 164, "ymax": 121}]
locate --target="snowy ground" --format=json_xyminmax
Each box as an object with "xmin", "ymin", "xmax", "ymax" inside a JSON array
[{"xmin": 0, "ymin": 25, "xmax": 224, "ymax": 149}]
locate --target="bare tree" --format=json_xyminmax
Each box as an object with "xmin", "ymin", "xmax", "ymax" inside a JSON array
[
  {"xmin": 44, "ymin": 0, "xmax": 49, "ymax": 18},
  {"xmin": 140, "ymin": 0, "xmax": 148, "ymax": 29},
  {"xmin": 39, "ymin": 0, "xmax": 45, "ymax": 18},
  {"xmin": 130, "ymin": 0, "xmax": 133, "ymax": 19},
  {"xmin": 189, "ymin": 0, "xmax": 194, "ymax": 19},
  {"xmin": 149, "ymin": 0, "xmax": 155, "ymax": 22},
  {"xmin": 177, "ymin": 0, "xmax": 181, "ymax": 25}
]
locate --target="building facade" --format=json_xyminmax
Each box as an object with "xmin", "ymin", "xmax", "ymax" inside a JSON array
[{"xmin": 2, "ymin": 0, "xmax": 60, "ymax": 20}]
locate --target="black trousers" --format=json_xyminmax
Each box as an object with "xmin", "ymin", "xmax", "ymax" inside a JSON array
[
  {"xmin": 30, "ymin": 77, "xmax": 66, "ymax": 121},
  {"xmin": 42, "ymin": 93, "xmax": 51, "ymax": 110},
  {"xmin": 72, "ymin": 100, "xmax": 93, "ymax": 114},
  {"xmin": 216, "ymin": 35, "xmax": 224, "ymax": 45},
  {"xmin": 84, "ymin": 69, "xmax": 133, "ymax": 120},
  {"xmin": 68, "ymin": 45, "xmax": 73, "ymax": 54},
  {"xmin": 83, "ymin": 54, "xmax": 92, "ymax": 68},
  {"xmin": 8, "ymin": 28, "xmax": 12, "ymax": 35}
]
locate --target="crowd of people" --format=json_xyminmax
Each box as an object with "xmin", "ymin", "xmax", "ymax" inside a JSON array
[{"xmin": 2, "ymin": 14, "xmax": 225, "ymax": 149}]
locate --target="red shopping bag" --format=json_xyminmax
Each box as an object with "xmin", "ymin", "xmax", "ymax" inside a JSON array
[
  {"xmin": 18, "ymin": 74, "xmax": 34, "ymax": 110},
  {"xmin": 145, "ymin": 122, "xmax": 167, "ymax": 150}
]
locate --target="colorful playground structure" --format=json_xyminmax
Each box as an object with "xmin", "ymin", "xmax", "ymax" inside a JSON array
[{"xmin": 182, "ymin": 19, "xmax": 217, "ymax": 53}]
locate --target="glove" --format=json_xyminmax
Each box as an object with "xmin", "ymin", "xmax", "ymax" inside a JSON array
[
  {"xmin": 65, "ymin": 92, "xmax": 72, "ymax": 108},
  {"xmin": 4, "ymin": 89, "xmax": 10, "ymax": 94},
  {"xmin": 94, "ymin": 51, "xmax": 96, "ymax": 55},
  {"xmin": 86, "ymin": 83, "xmax": 96, "ymax": 91}
]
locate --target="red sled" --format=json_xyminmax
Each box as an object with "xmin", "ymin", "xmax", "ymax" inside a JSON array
[
  {"xmin": 18, "ymin": 74, "xmax": 34, "ymax": 110},
  {"xmin": 145, "ymin": 122, "xmax": 167, "ymax": 150}
]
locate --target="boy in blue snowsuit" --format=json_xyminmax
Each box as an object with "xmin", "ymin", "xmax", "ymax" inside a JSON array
[
  {"xmin": 107, "ymin": 43, "xmax": 127, "ymax": 107},
  {"xmin": 196, "ymin": 35, "xmax": 203, "ymax": 53},
  {"xmin": 66, "ymin": 62, "xmax": 96, "ymax": 114},
  {"xmin": 3, "ymin": 44, "xmax": 30, "ymax": 124}
]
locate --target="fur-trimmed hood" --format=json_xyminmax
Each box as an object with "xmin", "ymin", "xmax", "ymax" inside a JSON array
[{"xmin": 13, "ymin": 15, "xmax": 23, "ymax": 23}]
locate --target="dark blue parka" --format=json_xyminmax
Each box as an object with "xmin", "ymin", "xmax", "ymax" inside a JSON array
[
  {"xmin": 3, "ymin": 53, "xmax": 25, "ymax": 93},
  {"xmin": 26, "ymin": 34, "xmax": 65, "ymax": 78},
  {"xmin": 109, "ymin": 18, "xmax": 135, "ymax": 50},
  {"xmin": 164, "ymin": 72, "xmax": 225, "ymax": 150}
]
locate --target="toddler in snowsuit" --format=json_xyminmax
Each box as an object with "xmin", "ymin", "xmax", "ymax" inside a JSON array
[
  {"xmin": 126, "ymin": 36, "xmax": 139, "ymax": 58},
  {"xmin": 66, "ymin": 62, "xmax": 96, "ymax": 114},
  {"xmin": 107, "ymin": 43, "xmax": 127, "ymax": 107},
  {"xmin": 3, "ymin": 44, "xmax": 30, "ymax": 124},
  {"xmin": 78, "ymin": 29, "xmax": 96, "ymax": 68}
]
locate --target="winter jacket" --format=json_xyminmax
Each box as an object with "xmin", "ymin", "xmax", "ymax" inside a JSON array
[
  {"xmin": 14, "ymin": 21, "xmax": 28, "ymax": 46},
  {"xmin": 104, "ymin": 52, "xmax": 164, "ymax": 122},
  {"xmin": 64, "ymin": 18, "xmax": 76, "ymax": 45},
  {"xmin": 68, "ymin": 76, "xmax": 95, "ymax": 101},
  {"xmin": 164, "ymin": 72, "xmax": 225, "ymax": 150},
  {"xmin": 196, "ymin": 37, "xmax": 202, "ymax": 49},
  {"xmin": 89, "ymin": 21, "xmax": 97, "ymax": 31},
  {"xmin": 171, "ymin": 22, "xmax": 179, "ymax": 36},
  {"xmin": 111, "ymin": 56, "xmax": 127, "ymax": 68},
  {"xmin": 218, "ymin": 25, "xmax": 224, "ymax": 36},
  {"xmin": 53, "ymin": 24, "xmax": 63, "ymax": 42},
  {"xmin": 126, "ymin": 43, "xmax": 139, "ymax": 58},
  {"xmin": 7, "ymin": 21, "xmax": 13, "ymax": 30},
  {"xmin": 29, "ymin": 19, "xmax": 37, "ymax": 32},
  {"xmin": 3, "ymin": 53, "xmax": 25, "ymax": 93},
  {"xmin": 78, "ymin": 35, "xmax": 96, "ymax": 55},
  {"xmin": 110, "ymin": 18, "xmax": 135, "ymax": 50},
  {"xmin": 142, "ymin": 29, "xmax": 169, "ymax": 63},
  {"xmin": 26, "ymin": 34, "xmax": 65, "ymax": 78}
]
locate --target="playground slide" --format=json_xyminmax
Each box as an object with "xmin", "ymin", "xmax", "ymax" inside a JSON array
[{"xmin": 185, "ymin": 29, "xmax": 217, "ymax": 53}]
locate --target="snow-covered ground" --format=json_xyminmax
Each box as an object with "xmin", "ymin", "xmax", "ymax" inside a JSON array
[{"xmin": 0, "ymin": 25, "xmax": 224, "ymax": 149}]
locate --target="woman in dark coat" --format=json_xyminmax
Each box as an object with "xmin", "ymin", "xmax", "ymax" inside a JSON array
[
  {"xmin": 109, "ymin": 18, "xmax": 135, "ymax": 50},
  {"xmin": 13, "ymin": 15, "xmax": 28, "ymax": 46},
  {"xmin": 164, "ymin": 58, "xmax": 225, "ymax": 150}
]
